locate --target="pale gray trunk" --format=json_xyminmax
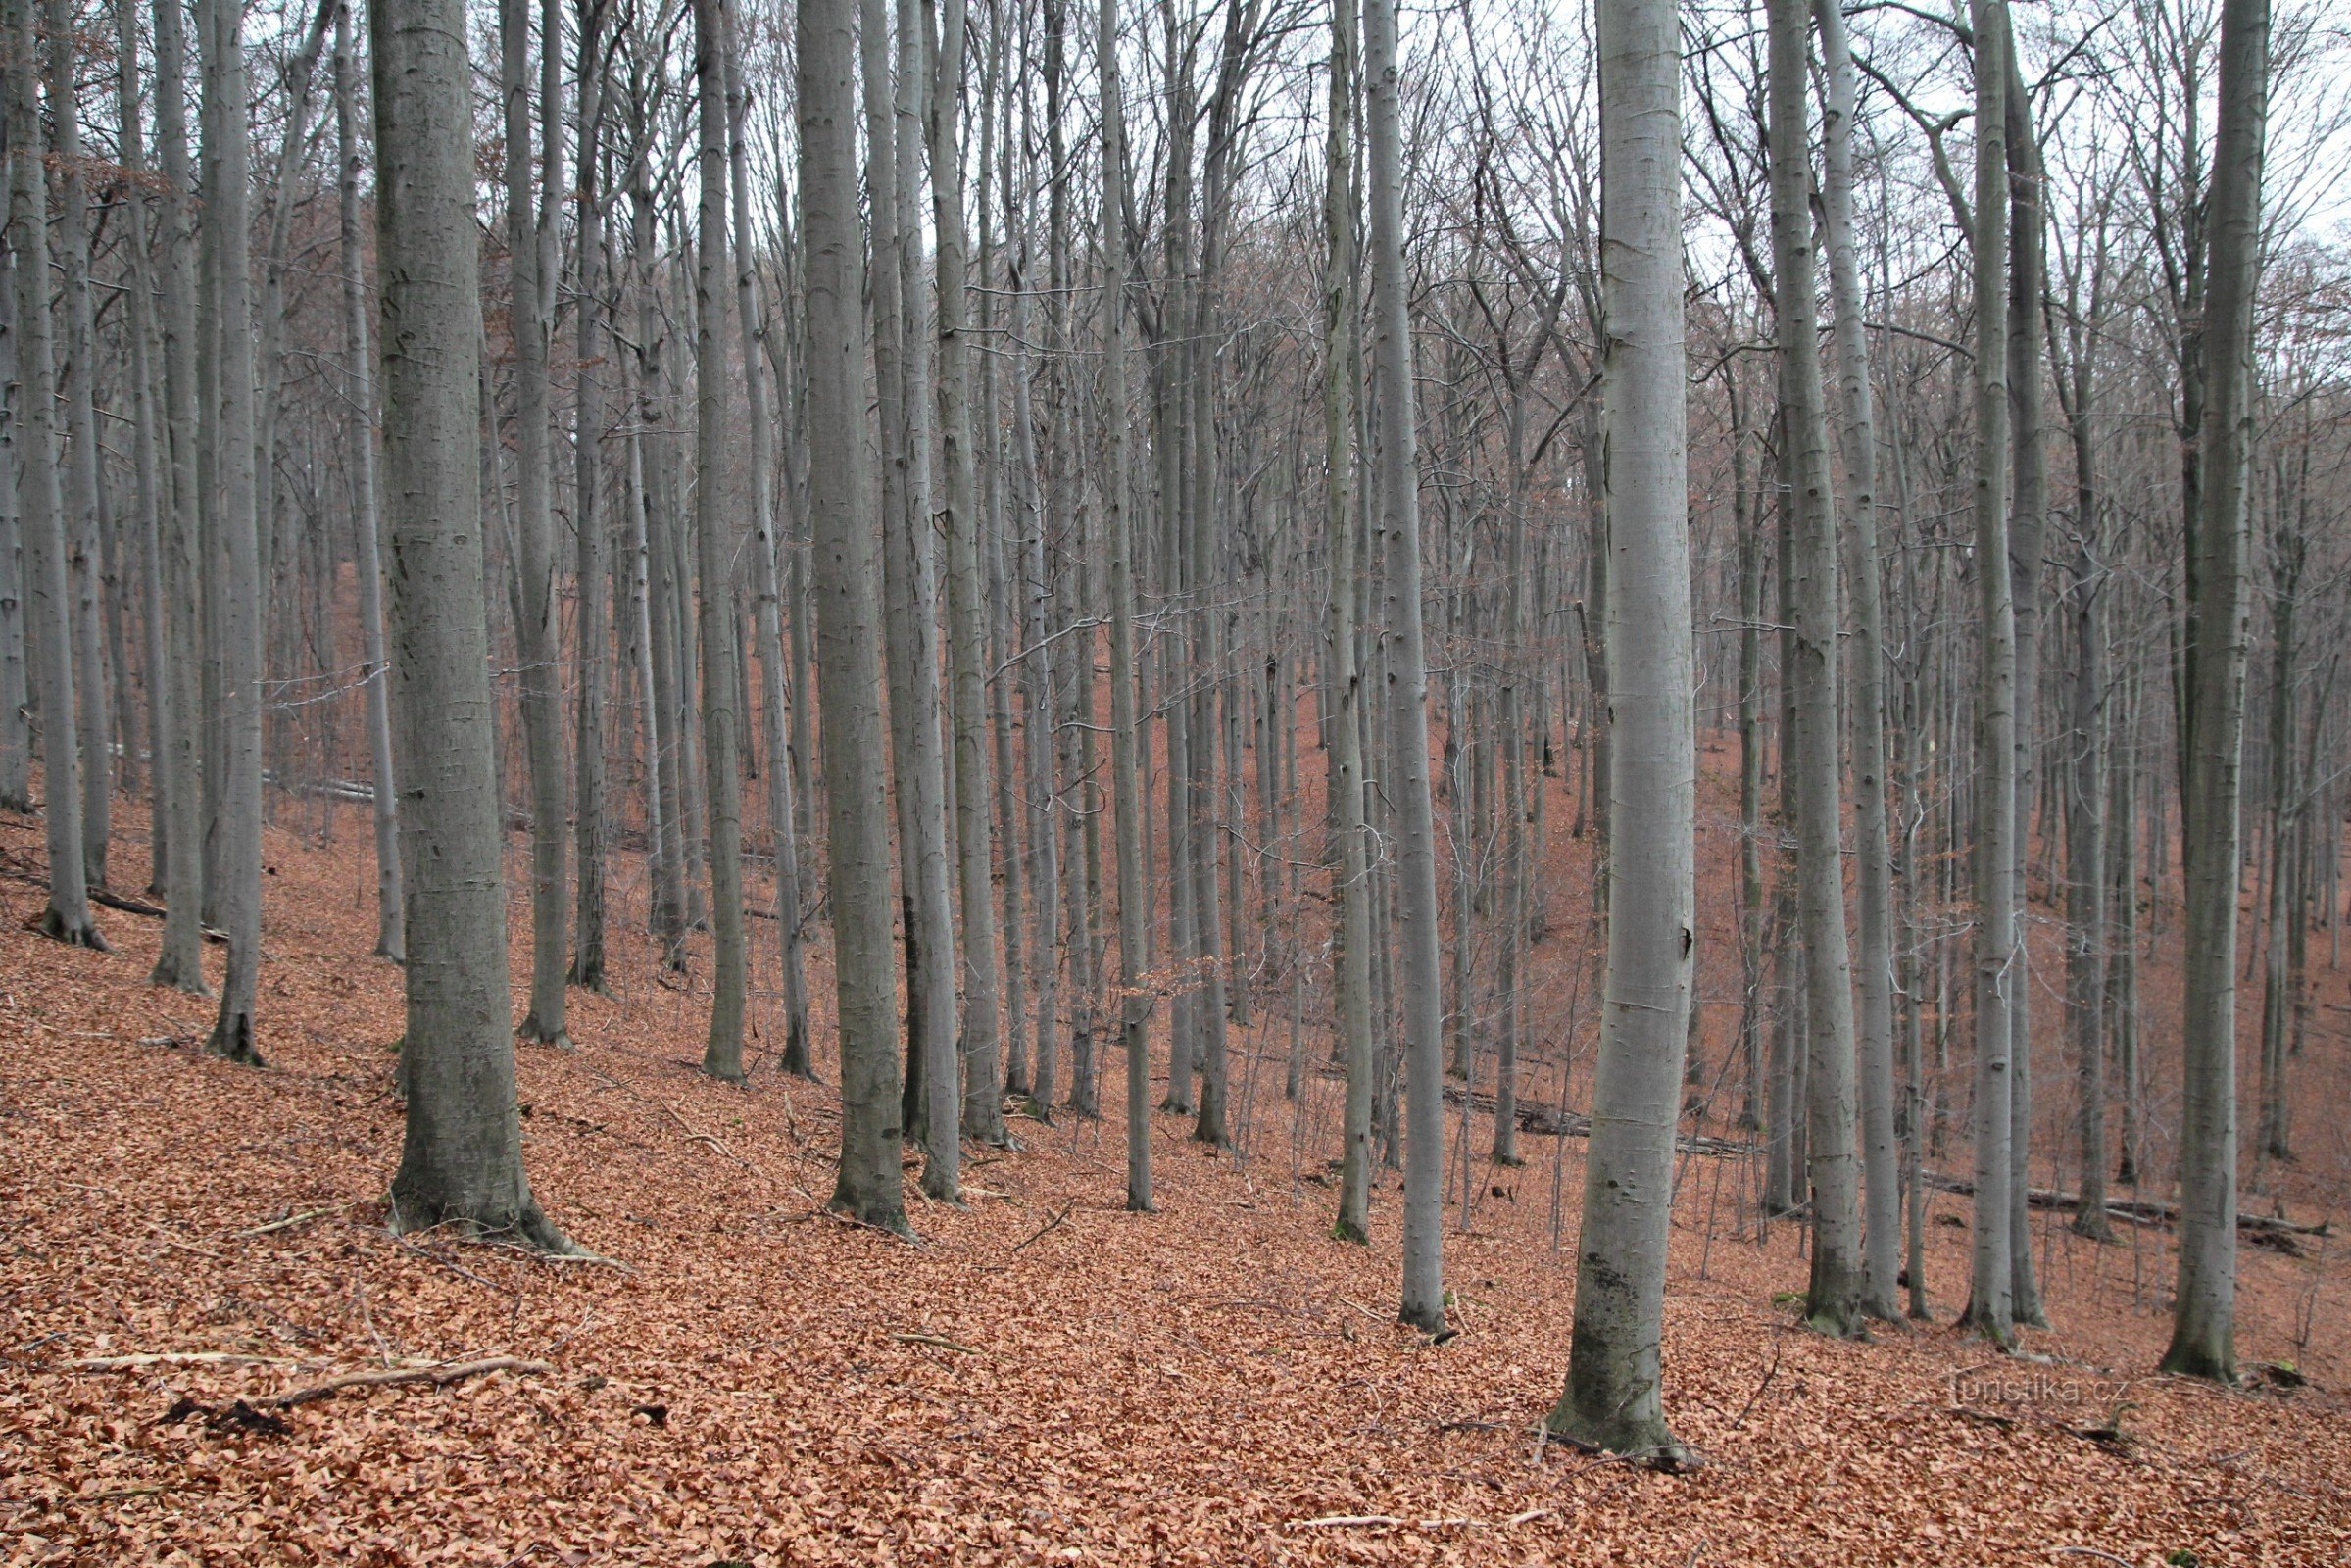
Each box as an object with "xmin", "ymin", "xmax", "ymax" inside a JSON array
[
  {"xmin": 330, "ymin": 0, "xmax": 403, "ymax": 960},
  {"xmin": 721, "ymin": 8, "xmax": 811, "ymax": 1076},
  {"xmin": 1815, "ymin": 0, "xmax": 1899, "ymax": 1321},
  {"xmin": 1961, "ymin": 0, "xmax": 2016, "ymax": 1344},
  {"xmin": 147, "ymin": 0, "xmax": 207, "ymax": 985},
  {"xmin": 6, "ymin": 0, "xmax": 98, "ymax": 948},
  {"xmin": 1365, "ymin": 0, "xmax": 1445, "ymax": 1333},
  {"xmin": 44, "ymin": 0, "xmax": 108, "ymax": 892},
  {"xmin": 372, "ymin": 0, "xmax": 568, "ymax": 1250},
  {"xmin": 2163, "ymin": 0, "xmax": 2265, "ymax": 1380},
  {"xmin": 1549, "ymin": 0, "xmax": 1691, "ymax": 1461},
  {"xmin": 2001, "ymin": 43, "xmax": 2049, "ymax": 1329},
  {"xmin": 503, "ymin": 0, "xmax": 571, "ymax": 1047},
  {"xmin": 927, "ymin": 0, "xmax": 1008, "ymax": 1148},
  {"xmin": 568, "ymin": 0, "xmax": 609, "ymax": 991},
  {"xmin": 1099, "ymin": 0, "xmax": 1151, "ymax": 1211},
  {"xmin": 0, "ymin": 237, "xmax": 24, "ymax": 813},
  {"xmin": 203, "ymin": 0, "xmax": 264, "ymax": 1064},
  {"xmin": 801, "ymin": 0, "xmax": 909, "ymax": 1233},
  {"xmin": 693, "ymin": 0, "xmax": 749, "ymax": 1080},
  {"xmin": 1326, "ymin": 0, "xmax": 1376, "ymax": 1245}
]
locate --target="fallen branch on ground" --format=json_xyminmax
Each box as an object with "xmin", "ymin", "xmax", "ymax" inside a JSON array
[{"xmin": 269, "ymin": 1356, "xmax": 552, "ymax": 1409}]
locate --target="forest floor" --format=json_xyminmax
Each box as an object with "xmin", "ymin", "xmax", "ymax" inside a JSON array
[{"xmin": 3, "ymin": 767, "xmax": 2349, "ymax": 1566}]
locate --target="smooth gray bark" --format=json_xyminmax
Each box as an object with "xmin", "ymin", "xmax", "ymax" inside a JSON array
[
  {"xmin": 1325, "ymin": 0, "xmax": 1376, "ymax": 1245},
  {"xmin": 693, "ymin": 0, "xmax": 750, "ymax": 1081},
  {"xmin": 802, "ymin": 0, "xmax": 910, "ymax": 1234},
  {"xmin": 334, "ymin": 0, "xmax": 403, "ymax": 962},
  {"xmin": 1815, "ymin": 0, "xmax": 1900, "ymax": 1323},
  {"xmin": 147, "ymin": 0, "xmax": 208, "ymax": 987},
  {"xmin": 2163, "ymin": 0, "xmax": 2266, "ymax": 1384},
  {"xmin": 1961, "ymin": 0, "xmax": 2016, "ymax": 1345},
  {"xmin": 929, "ymin": 0, "xmax": 1008, "ymax": 1148},
  {"xmin": 1549, "ymin": 0, "xmax": 1692, "ymax": 1461},
  {"xmin": 6, "ymin": 0, "xmax": 99, "ymax": 949},
  {"xmin": 1099, "ymin": 0, "xmax": 1151, "ymax": 1212},
  {"xmin": 1365, "ymin": 0, "xmax": 1445, "ymax": 1334},
  {"xmin": 503, "ymin": 0, "xmax": 571, "ymax": 1048},
  {"xmin": 203, "ymin": 0, "xmax": 265, "ymax": 1064},
  {"xmin": 373, "ymin": 0, "xmax": 569, "ymax": 1250}
]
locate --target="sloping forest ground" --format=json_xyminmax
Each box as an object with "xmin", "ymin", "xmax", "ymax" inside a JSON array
[{"xmin": 3, "ymin": 737, "xmax": 2348, "ymax": 1566}]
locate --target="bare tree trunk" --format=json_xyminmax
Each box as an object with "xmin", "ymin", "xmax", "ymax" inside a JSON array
[
  {"xmin": 720, "ymin": 5, "xmax": 811, "ymax": 1076},
  {"xmin": 568, "ymin": 0, "xmax": 610, "ymax": 991},
  {"xmin": 331, "ymin": 0, "xmax": 404, "ymax": 963},
  {"xmin": 1326, "ymin": 0, "xmax": 1376, "ymax": 1244},
  {"xmin": 43, "ymin": 0, "xmax": 108, "ymax": 893},
  {"xmin": 1767, "ymin": 0, "xmax": 1865, "ymax": 1336},
  {"xmin": 502, "ymin": 0, "xmax": 571, "ymax": 1048},
  {"xmin": 692, "ymin": 0, "xmax": 749, "ymax": 1080},
  {"xmin": 2162, "ymin": 0, "xmax": 2265, "ymax": 1384},
  {"xmin": 1365, "ymin": 0, "xmax": 1445, "ymax": 1333},
  {"xmin": 1549, "ymin": 0, "xmax": 1692, "ymax": 1461},
  {"xmin": 802, "ymin": 0, "xmax": 909, "ymax": 1234},
  {"xmin": 1960, "ymin": 0, "xmax": 2016, "ymax": 1345},
  {"xmin": 928, "ymin": 0, "xmax": 1008, "ymax": 1148},
  {"xmin": 145, "ymin": 0, "xmax": 207, "ymax": 984},
  {"xmin": 0, "ymin": 237, "xmax": 24, "ymax": 814},
  {"xmin": 373, "ymin": 0, "xmax": 569, "ymax": 1251},
  {"xmin": 1099, "ymin": 0, "xmax": 1151, "ymax": 1212},
  {"xmin": 5, "ymin": 0, "xmax": 98, "ymax": 948},
  {"xmin": 203, "ymin": 0, "xmax": 265, "ymax": 1063},
  {"xmin": 1815, "ymin": 0, "xmax": 1899, "ymax": 1320}
]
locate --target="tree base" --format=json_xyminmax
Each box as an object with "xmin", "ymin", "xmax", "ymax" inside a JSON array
[
  {"xmin": 205, "ymin": 1014, "xmax": 266, "ymax": 1068},
  {"xmin": 149, "ymin": 956, "xmax": 212, "ymax": 997},
  {"xmin": 35, "ymin": 907, "xmax": 109, "ymax": 952},
  {"xmin": 1543, "ymin": 1407, "xmax": 1700, "ymax": 1472},
  {"xmin": 391, "ymin": 1184, "xmax": 580, "ymax": 1255}
]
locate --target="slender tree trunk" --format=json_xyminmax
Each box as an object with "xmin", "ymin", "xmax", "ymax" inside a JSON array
[
  {"xmin": 691, "ymin": 0, "xmax": 750, "ymax": 1080},
  {"xmin": 203, "ymin": 0, "xmax": 265, "ymax": 1063},
  {"xmin": 1365, "ymin": 0, "xmax": 1446, "ymax": 1333},
  {"xmin": 929, "ymin": 0, "xmax": 1009, "ymax": 1148},
  {"xmin": 0, "ymin": 237, "xmax": 24, "ymax": 815},
  {"xmin": 1549, "ymin": 0, "xmax": 1692, "ymax": 1461},
  {"xmin": 1960, "ymin": 0, "xmax": 2016, "ymax": 1345},
  {"xmin": 802, "ymin": 0, "xmax": 909, "ymax": 1234},
  {"xmin": 1325, "ymin": 0, "xmax": 1376, "ymax": 1242},
  {"xmin": 721, "ymin": 6, "xmax": 811, "ymax": 1076},
  {"xmin": 1768, "ymin": 0, "xmax": 1865, "ymax": 1337},
  {"xmin": 1816, "ymin": 0, "xmax": 1899, "ymax": 1320},
  {"xmin": 6, "ymin": 0, "xmax": 98, "ymax": 948},
  {"xmin": 1100, "ymin": 0, "xmax": 1151, "ymax": 1212},
  {"xmin": 568, "ymin": 0, "xmax": 610, "ymax": 991},
  {"xmin": 373, "ymin": 0, "xmax": 569, "ymax": 1250}
]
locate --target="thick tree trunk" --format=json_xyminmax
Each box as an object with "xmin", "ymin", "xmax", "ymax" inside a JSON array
[
  {"xmin": 802, "ymin": 0, "xmax": 910, "ymax": 1234},
  {"xmin": 1550, "ymin": 0, "xmax": 1692, "ymax": 1461},
  {"xmin": 373, "ymin": 0, "xmax": 569, "ymax": 1250},
  {"xmin": 2161, "ymin": 0, "xmax": 2265, "ymax": 1386}
]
